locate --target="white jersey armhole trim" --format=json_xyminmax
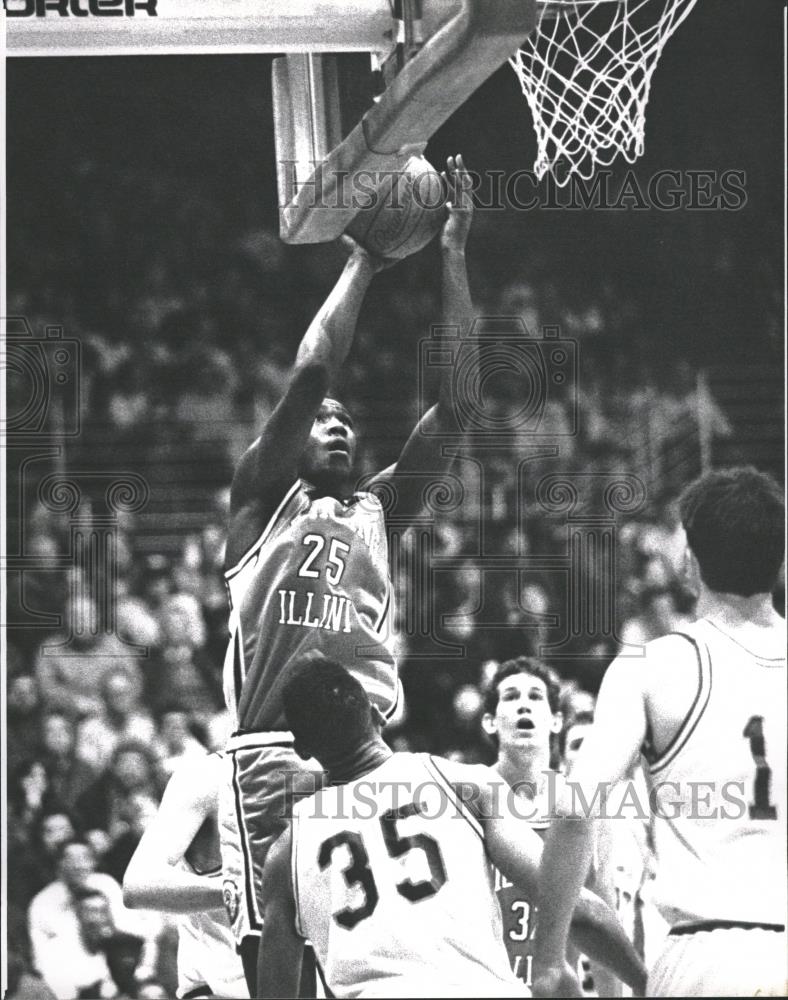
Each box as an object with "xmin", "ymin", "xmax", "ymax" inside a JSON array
[
  {"xmin": 382, "ymin": 677, "xmax": 403, "ymax": 723},
  {"xmin": 372, "ymin": 580, "xmax": 392, "ymax": 635},
  {"xmin": 650, "ymin": 634, "xmax": 712, "ymax": 776},
  {"xmin": 424, "ymin": 755, "xmax": 484, "ymax": 840},
  {"xmin": 224, "ymin": 480, "xmax": 302, "ymax": 583},
  {"xmin": 291, "ymin": 808, "xmax": 305, "ymax": 939}
]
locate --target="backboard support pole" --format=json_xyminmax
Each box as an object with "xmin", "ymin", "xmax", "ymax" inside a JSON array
[{"xmin": 279, "ymin": 0, "xmax": 537, "ymax": 244}]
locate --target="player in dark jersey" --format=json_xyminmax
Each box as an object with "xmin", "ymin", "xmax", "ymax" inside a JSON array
[
  {"xmin": 483, "ymin": 657, "xmax": 622, "ymax": 996},
  {"xmin": 220, "ymin": 156, "xmax": 476, "ymax": 990}
]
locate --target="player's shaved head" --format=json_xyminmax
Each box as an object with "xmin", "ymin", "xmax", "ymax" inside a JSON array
[
  {"xmin": 282, "ymin": 656, "xmax": 376, "ymax": 764},
  {"xmin": 320, "ymin": 397, "xmax": 353, "ymax": 426}
]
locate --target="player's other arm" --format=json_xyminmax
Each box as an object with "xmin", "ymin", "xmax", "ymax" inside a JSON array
[
  {"xmin": 367, "ymin": 155, "xmax": 473, "ymax": 528},
  {"xmin": 532, "ymin": 654, "xmax": 651, "ymax": 998},
  {"xmin": 443, "ymin": 763, "xmax": 646, "ymax": 995},
  {"xmin": 258, "ymin": 827, "xmax": 304, "ymax": 999},
  {"xmin": 226, "ymin": 243, "xmax": 387, "ymax": 566},
  {"xmin": 581, "ymin": 823, "xmax": 624, "ymax": 998},
  {"xmin": 123, "ymin": 755, "xmax": 222, "ymax": 913}
]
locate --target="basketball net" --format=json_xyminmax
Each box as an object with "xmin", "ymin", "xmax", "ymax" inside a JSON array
[{"xmin": 511, "ymin": 0, "xmax": 699, "ymax": 185}]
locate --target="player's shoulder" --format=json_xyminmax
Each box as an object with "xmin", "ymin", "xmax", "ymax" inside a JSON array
[
  {"xmin": 606, "ymin": 630, "xmax": 701, "ymax": 688},
  {"xmin": 424, "ymin": 755, "xmax": 498, "ymax": 818},
  {"xmin": 350, "ymin": 489, "xmax": 384, "ymax": 514},
  {"xmin": 426, "ymin": 754, "xmax": 492, "ymax": 788},
  {"xmin": 225, "ymin": 478, "xmax": 305, "ymax": 573}
]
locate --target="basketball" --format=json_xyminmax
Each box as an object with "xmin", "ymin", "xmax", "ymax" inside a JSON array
[{"xmin": 346, "ymin": 154, "xmax": 446, "ymax": 260}]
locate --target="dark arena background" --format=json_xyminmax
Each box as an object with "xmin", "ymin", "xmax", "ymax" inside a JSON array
[{"xmin": 4, "ymin": 1, "xmax": 785, "ymax": 995}]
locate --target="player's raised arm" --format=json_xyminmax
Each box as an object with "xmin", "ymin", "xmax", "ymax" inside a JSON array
[
  {"xmin": 123, "ymin": 754, "xmax": 222, "ymax": 914},
  {"xmin": 367, "ymin": 154, "xmax": 473, "ymax": 530},
  {"xmin": 531, "ymin": 651, "xmax": 653, "ymax": 998},
  {"xmin": 257, "ymin": 826, "xmax": 304, "ymax": 999},
  {"xmin": 226, "ymin": 242, "xmax": 389, "ymax": 567}
]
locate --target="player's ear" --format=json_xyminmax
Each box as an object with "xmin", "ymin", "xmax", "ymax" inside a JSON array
[
  {"xmin": 550, "ymin": 710, "xmax": 564, "ymax": 736},
  {"xmin": 683, "ymin": 544, "xmax": 701, "ymax": 591},
  {"xmin": 481, "ymin": 712, "xmax": 497, "ymax": 738}
]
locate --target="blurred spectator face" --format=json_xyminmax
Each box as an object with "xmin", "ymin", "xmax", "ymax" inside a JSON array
[
  {"xmin": 76, "ymin": 893, "xmax": 114, "ymax": 950},
  {"xmin": 40, "ymin": 812, "xmax": 76, "ymax": 855},
  {"xmin": 661, "ymin": 521, "xmax": 690, "ymax": 577},
  {"xmin": 162, "ymin": 643, "xmax": 194, "ymax": 671},
  {"xmin": 159, "ymin": 594, "xmax": 205, "ymax": 647},
  {"xmin": 480, "ymin": 660, "xmax": 501, "ymax": 689},
  {"xmin": 112, "ymin": 749, "xmax": 152, "ymax": 791},
  {"xmin": 453, "ymin": 685, "xmax": 483, "ymax": 727},
  {"xmin": 42, "ymin": 712, "xmax": 75, "ymax": 757},
  {"xmin": 501, "ymin": 281, "xmax": 540, "ymax": 333},
  {"xmin": 650, "ymin": 591, "xmax": 677, "ymax": 632},
  {"xmin": 201, "ymin": 522, "xmax": 226, "ymax": 568},
  {"xmin": 485, "ymin": 671, "xmax": 561, "ymax": 753},
  {"xmin": 562, "ymin": 720, "xmax": 593, "ymax": 776},
  {"xmin": 434, "ymin": 522, "xmax": 462, "ymax": 558},
  {"xmin": 59, "ymin": 842, "xmax": 96, "ymax": 891},
  {"xmin": 123, "ymin": 792, "xmax": 158, "ymax": 834},
  {"xmin": 172, "ymin": 563, "xmax": 201, "ymax": 596},
  {"xmin": 8, "ymin": 674, "xmax": 39, "ymax": 714},
  {"xmin": 520, "ymin": 583, "xmax": 548, "ymax": 615},
  {"xmin": 103, "ymin": 670, "xmax": 138, "ymax": 717},
  {"xmin": 160, "ymin": 710, "xmax": 190, "ymax": 752},
  {"xmin": 143, "ymin": 571, "xmax": 171, "ymax": 606},
  {"xmin": 28, "ymin": 533, "xmax": 59, "ymax": 560},
  {"xmin": 455, "ymin": 562, "xmax": 480, "ymax": 603},
  {"xmin": 19, "ymin": 760, "xmax": 48, "ymax": 809},
  {"xmin": 85, "ymin": 829, "xmax": 113, "ymax": 859},
  {"xmin": 109, "ymin": 389, "xmax": 148, "ymax": 428}
]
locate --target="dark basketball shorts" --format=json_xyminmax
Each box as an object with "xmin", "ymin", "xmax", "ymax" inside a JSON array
[{"xmin": 218, "ymin": 732, "xmax": 325, "ymax": 943}]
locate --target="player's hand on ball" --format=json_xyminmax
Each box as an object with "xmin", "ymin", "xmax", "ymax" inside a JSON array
[
  {"xmin": 532, "ymin": 960, "xmax": 584, "ymax": 998},
  {"xmin": 440, "ymin": 153, "xmax": 474, "ymax": 250},
  {"xmin": 340, "ymin": 235, "xmax": 397, "ymax": 273}
]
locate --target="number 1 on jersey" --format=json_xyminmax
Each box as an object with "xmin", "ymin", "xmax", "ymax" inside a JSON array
[{"xmin": 743, "ymin": 715, "xmax": 777, "ymax": 820}]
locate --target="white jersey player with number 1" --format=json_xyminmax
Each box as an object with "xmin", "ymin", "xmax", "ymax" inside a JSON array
[{"xmin": 534, "ymin": 467, "xmax": 787, "ymax": 999}]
